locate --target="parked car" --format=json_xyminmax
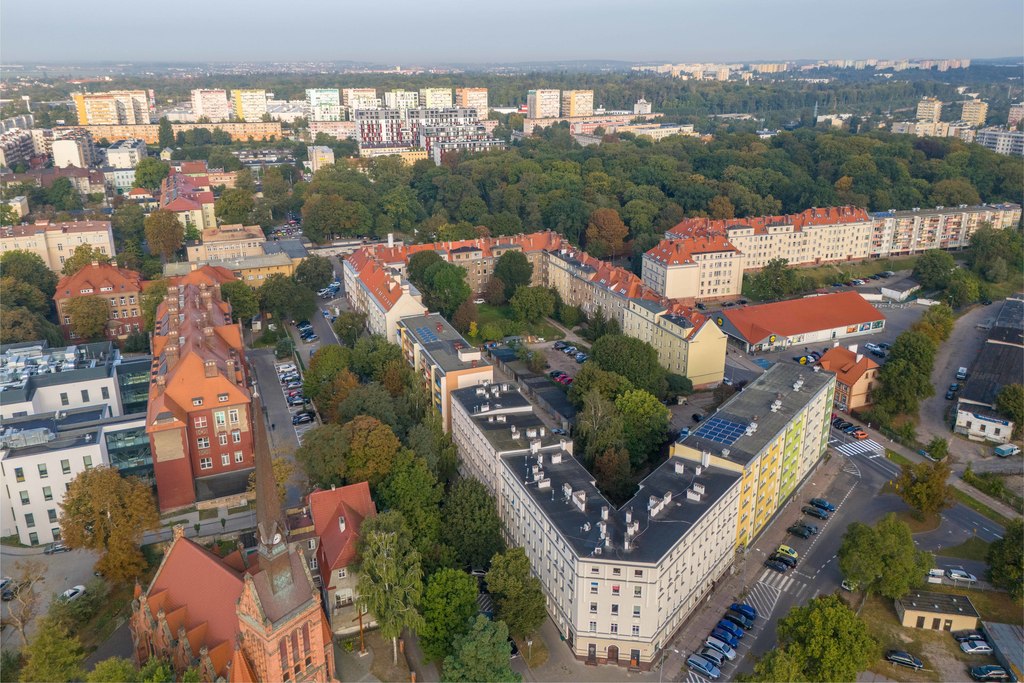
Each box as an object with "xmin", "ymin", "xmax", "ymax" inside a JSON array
[
  {"xmin": 953, "ymin": 630, "xmax": 985, "ymax": 643},
  {"xmin": 44, "ymin": 541, "xmax": 69, "ymax": 555},
  {"xmin": 961, "ymin": 640, "xmax": 994, "ymax": 655},
  {"xmin": 729, "ymin": 602, "xmax": 757, "ymax": 621},
  {"xmin": 802, "ymin": 505, "xmax": 830, "ymax": 520},
  {"xmin": 945, "ymin": 568, "xmax": 978, "ymax": 583},
  {"xmin": 60, "ymin": 585, "xmax": 86, "ymax": 602},
  {"xmin": 788, "ymin": 524, "xmax": 812, "ymax": 539},
  {"xmin": 704, "ymin": 636, "xmax": 737, "ymax": 660},
  {"xmin": 970, "ymin": 665, "xmax": 1012, "ymax": 681},
  {"xmin": 686, "ymin": 654, "xmax": 721, "ymax": 680},
  {"xmin": 885, "ymin": 650, "xmax": 924, "ymax": 670},
  {"xmin": 809, "ymin": 498, "xmax": 835, "ymax": 512},
  {"xmin": 710, "ymin": 628, "xmax": 739, "ymax": 649},
  {"xmin": 764, "ymin": 558, "xmax": 789, "ymax": 573}
]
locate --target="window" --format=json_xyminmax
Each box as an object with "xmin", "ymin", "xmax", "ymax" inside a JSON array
[
  {"xmin": 101, "ymin": 387, "xmax": 109, "ymax": 400},
  {"xmin": 228, "ymin": 409, "xmax": 239, "ymax": 423},
  {"xmin": 215, "ymin": 411, "xmax": 226, "ymax": 427},
  {"xmin": 232, "ymin": 430, "xmax": 241, "ymax": 443},
  {"xmin": 60, "ymin": 392, "xmax": 69, "ymax": 406},
  {"xmin": 37, "ymin": 464, "xmax": 48, "ymax": 479},
  {"xmin": 47, "ymin": 509, "xmax": 57, "ymax": 523},
  {"xmin": 221, "ymin": 454, "xmax": 230, "ymax": 466},
  {"xmin": 61, "ymin": 459, "xmax": 71, "ymax": 475},
  {"xmin": 20, "ymin": 491, "xmax": 29, "ymax": 505},
  {"xmin": 195, "ymin": 416, "xmax": 208, "ymax": 428},
  {"xmin": 235, "ymin": 451, "xmax": 244, "ymax": 463},
  {"xmin": 199, "ymin": 457, "xmax": 213, "ymax": 470},
  {"xmin": 197, "ymin": 437, "xmax": 210, "ymax": 449},
  {"xmin": 632, "ymin": 625, "xmax": 640, "ymax": 637},
  {"xmin": 590, "ymin": 602, "xmax": 598, "ymax": 613},
  {"xmin": 83, "ymin": 456, "xmax": 92, "ymax": 469},
  {"xmin": 589, "ymin": 621, "xmax": 597, "ymax": 632},
  {"xmin": 219, "ymin": 434, "xmax": 228, "ymax": 446},
  {"xmin": 633, "ymin": 606, "xmax": 640, "ymax": 618},
  {"xmin": 29, "ymin": 532, "xmax": 38, "ymax": 546},
  {"xmin": 43, "ymin": 486, "xmax": 52, "ymax": 502},
  {"xmin": 14, "ymin": 467, "xmax": 24, "ymax": 482}
]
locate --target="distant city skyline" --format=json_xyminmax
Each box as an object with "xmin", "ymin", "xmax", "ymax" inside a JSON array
[{"xmin": 2, "ymin": 0, "xmax": 1021, "ymax": 65}]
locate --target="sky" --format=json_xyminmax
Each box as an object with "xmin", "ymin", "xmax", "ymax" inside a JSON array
[{"xmin": 3, "ymin": 0, "xmax": 1022, "ymax": 65}]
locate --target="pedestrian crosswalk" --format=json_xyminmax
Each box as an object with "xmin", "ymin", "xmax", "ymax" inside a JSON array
[{"xmin": 833, "ymin": 438, "xmax": 883, "ymax": 457}]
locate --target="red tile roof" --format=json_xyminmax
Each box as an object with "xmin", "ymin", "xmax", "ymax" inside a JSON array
[
  {"xmin": 645, "ymin": 235, "xmax": 739, "ymax": 265},
  {"xmin": 309, "ymin": 483, "xmax": 377, "ymax": 582},
  {"xmin": 818, "ymin": 346, "xmax": 879, "ymax": 386},
  {"xmin": 721, "ymin": 292, "xmax": 885, "ymax": 343},
  {"xmin": 667, "ymin": 206, "xmax": 871, "ymax": 239},
  {"xmin": 55, "ymin": 262, "xmax": 143, "ymax": 300}
]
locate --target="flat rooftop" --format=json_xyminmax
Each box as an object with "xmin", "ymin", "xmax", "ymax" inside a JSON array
[
  {"xmin": 896, "ymin": 590, "xmax": 979, "ymax": 617},
  {"xmin": 679, "ymin": 364, "xmax": 833, "ymax": 467},
  {"xmin": 399, "ymin": 313, "xmax": 489, "ymax": 375}
]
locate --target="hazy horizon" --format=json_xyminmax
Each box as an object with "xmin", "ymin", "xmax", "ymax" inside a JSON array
[{"xmin": 3, "ymin": 0, "xmax": 1022, "ymax": 65}]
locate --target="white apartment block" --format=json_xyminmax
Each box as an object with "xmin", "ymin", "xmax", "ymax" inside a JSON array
[
  {"xmin": 306, "ymin": 89, "xmax": 343, "ymax": 122},
  {"xmin": 384, "ymin": 90, "xmax": 420, "ymax": 112},
  {"xmin": 419, "ymin": 88, "xmax": 453, "ymax": 109},
  {"xmin": 190, "ymin": 89, "xmax": 232, "ymax": 122},
  {"xmin": 450, "ymin": 383, "xmax": 742, "ymax": 669},
  {"xmin": 561, "ymin": 90, "xmax": 594, "ymax": 118},
  {"xmin": 232, "ymin": 89, "xmax": 268, "ymax": 121},
  {"xmin": 869, "ymin": 203, "xmax": 1022, "ymax": 257},
  {"xmin": 105, "ymin": 139, "xmax": 147, "ymax": 169},
  {"xmin": 527, "ymin": 89, "xmax": 561, "ymax": 119},
  {"xmin": 455, "ymin": 88, "xmax": 489, "ymax": 115},
  {"xmin": 0, "ymin": 220, "xmax": 115, "ymax": 272}
]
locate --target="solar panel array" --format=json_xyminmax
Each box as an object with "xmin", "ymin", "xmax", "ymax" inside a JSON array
[
  {"xmin": 415, "ymin": 326, "xmax": 439, "ymax": 343},
  {"xmin": 695, "ymin": 417, "xmax": 747, "ymax": 445}
]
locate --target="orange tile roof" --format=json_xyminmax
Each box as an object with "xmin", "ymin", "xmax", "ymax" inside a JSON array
[
  {"xmin": 818, "ymin": 346, "xmax": 879, "ymax": 386},
  {"xmin": 644, "ymin": 235, "xmax": 739, "ymax": 265},
  {"xmin": 309, "ymin": 483, "xmax": 377, "ymax": 581},
  {"xmin": 55, "ymin": 263, "xmax": 143, "ymax": 300},
  {"xmin": 667, "ymin": 206, "xmax": 871, "ymax": 239},
  {"xmin": 722, "ymin": 292, "xmax": 884, "ymax": 343}
]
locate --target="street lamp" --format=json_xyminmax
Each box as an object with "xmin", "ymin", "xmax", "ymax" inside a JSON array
[{"xmin": 659, "ymin": 646, "xmax": 684, "ymax": 683}]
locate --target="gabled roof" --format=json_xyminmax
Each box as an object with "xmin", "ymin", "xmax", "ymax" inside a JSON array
[
  {"xmin": 721, "ymin": 292, "xmax": 885, "ymax": 344},
  {"xmin": 309, "ymin": 483, "xmax": 376, "ymax": 573},
  {"xmin": 818, "ymin": 346, "xmax": 879, "ymax": 386}
]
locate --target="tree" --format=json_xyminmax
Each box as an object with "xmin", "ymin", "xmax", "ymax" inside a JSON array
[
  {"xmin": 420, "ymin": 568, "xmax": 480, "ymax": 662},
  {"xmin": 133, "ymin": 158, "xmax": 170, "ymax": 191},
  {"xmin": 60, "ymin": 244, "xmax": 111, "ymax": 275},
  {"xmin": 493, "ymin": 251, "xmax": 533, "ymax": 299},
  {"xmin": 214, "ymin": 188, "xmax": 255, "ymax": 225},
  {"xmin": 219, "ymin": 280, "xmax": 259, "ymax": 322},
  {"xmin": 567, "ymin": 364, "xmax": 633, "ymax": 406},
  {"xmin": 342, "ymin": 416, "xmax": 401, "ymax": 490},
  {"xmin": 594, "ymin": 447, "xmax": 635, "ymax": 503},
  {"xmin": 451, "ymin": 299, "xmax": 478, "ymax": 335},
  {"xmin": 59, "ymin": 467, "xmax": 159, "ymax": 584},
  {"xmin": 65, "ymin": 296, "xmax": 111, "ymax": 340},
  {"xmin": 6, "ymin": 559, "xmax": 46, "ymax": 646},
  {"xmin": 1, "ymin": 250, "xmax": 58, "ymax": 297},
  {"xmin": 486, "ymin": 548, "xmax": 548, "ymax": 639},
  {"xmin": 484, "ymin": 276, "xmax": 506, "ymax": 305},
  {"xmin": 258, "ymin": 273, "xmax": 315, "ymax": 321},
  {"xmin": 407, "ymin": 251, "xmax": 444, "ymax": 290},
  {"xmin": 748, "ymin": 594, "xmax": 876, "ymax": 683},
  {"xmin": 0, "ymin": 278, "xmax": 49, "ymax": 315},
  {"xmin": 294, "ymin": 423, "xmax": 349, "ymax": 488},
  {"xmin": 356, "ymin": 511, "xmax": 424, "ymax": 666},
  {"xmin": 143, "ymin": 210, "xmax": 185, "ymax": 263},
  {"xmin": 294, "ymin": 254, "xmax": 334, "ymax": 292},
  {"xmin": 20, "ymin": 617, "xmax": 84, "ymax": 683},
  {"xmin": 585, "ymin": 208, "xmax": 629, "ymax": 258},
  {"xmin": 510, "ymin": 286, "xmax": 556, "ymax": 323},
  {"xmin": 140, "ymin": 278, "xmax": 169, "ymax": 332},
  {"xmin": 838, "ymin": 514, "xmax": 932, "ymax": 599},
  {"xmin": 987, "ymin": 518, "xmax": 1023, "ymax": 601},
  {"xmin": 87, "ymin": 657, "xmax": 138, "ymax": 682},
  {"xmin": 246, "ymin": 456, "xmax": 294, "ymax": 504},
  {"xmin": 576, "ymin": 391, "xmax": 625, "ymax": 463},
  {"xmin": 441, "ymin": 615, "xmax": 520, "ymax": 683},
  {"xmin": 112, "ymin": 203, "xmax": 146, "ymax": 246},
  {"xmin": 591, "ymin": 334, "xmax": 667, "ymax": 397},
  {"xmin": 615, "ymin": 389, "xmax": 670, "ymax": 468},
  {"xmin": 912, "ymin": 249, "xmax": 956, "ymax": 290},
  {"xmin": 441, "ymin": 479, "xmax": 505, "ymax": 569},
  {"xmin": 895, "ymin": 458, "xmax": 953, "ymax": 519},
  {"xmin": 995, "ymin": 384, "xmax": 1024, "ymax": 437},
  {"xmin": 422, "ymin": 262, "xmax": 471, "ymax": 319}
]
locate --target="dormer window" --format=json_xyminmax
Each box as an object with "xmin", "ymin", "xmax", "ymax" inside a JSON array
[{"xmin": 192, "ymin": 397, "xmax": 204, "ymax": 406}]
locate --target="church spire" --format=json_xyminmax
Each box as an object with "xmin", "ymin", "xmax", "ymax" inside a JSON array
[{"xmin": 251, "ymin": 392, "xmax": 292, "ymax": 591}]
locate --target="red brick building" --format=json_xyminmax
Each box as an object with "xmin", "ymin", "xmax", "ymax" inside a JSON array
[
  {"xmin": 131, "ymin": 395, "xmax": 336, "ymax": 681},
  {"xmin": 146, "ymin": 266, "xmax": 253, "ymax": 511},
  {"xmin": 54, "ymin": 262, "xmax": 145, "ymax": 342}
]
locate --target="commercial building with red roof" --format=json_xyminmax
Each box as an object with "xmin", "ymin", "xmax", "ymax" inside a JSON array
[
  {"xmin": 54, "ymin": 262, "xmax": 145, "ymax": 342},
  {"xmin": 818, "ymin": 345, "xmax": 880, "ymax": 412},
  {"xmin": 714, "ymin": 291, "xmax": 885, "ymax": 352}
]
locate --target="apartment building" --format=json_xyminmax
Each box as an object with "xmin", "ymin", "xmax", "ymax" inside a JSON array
[
  {"xmin": 0, "ymin": 220, "xmax": 115, "ymax": 271},
  {"xmin": 561, "ymin": 90, "xmax": 594, "ymax": 118},
  {"xmin": 146, "ymin": 268, "xmax": 254, "ymax": 511},
  {"xmin": 916, "ymin": 97, "xmax": 943, "ymax": 123},
  {"xmin": 308, "ymin": 145, "xmax": 335, "ymax": 174},
  {"xmin": 673, "ymin": 363, "xmax": 834, "ymax": 549},
  {"xmin": 0, "ymin": 128, "xmax": 34, "ymax": 169},
  {"xmin": 975, "ymin": 128, "xmax": 1024, "ymax": 157},
  {"xmin": 397, "ymin": 313, "xmax": 492, "ymax": 429},
  {"xmin": 960, "ymin": 99, "xmax": 989, "ymax": 127},
  {"xmin": 186, "ymin": 224, "xmax": 266, "ymax": 263},
  {"xmin": 642, "ymin": 236, "xmax": 743, "ymax": 300},
  {"xmin": 869, "ymin": 203, "xmax": 1022, "ymax": 257},
  {"xmin": 527, "ymin": 89, "xmax": 561, "ymax": 119},
  {"xmin": 342, "ymin": 88, "xmax": 381, "ymax": 114},
  {"xmin": 817, "ymin": 346, "xmax": 880, "ymax": 412},
  {"xmin": 419, "ymin": 88, "xmax": 453, "ymax": 109},
  {"xmin": 455, "ymin": 87, "xmax": 489, "ymax": 115},
  {"xmin": 384, "ymin": 89, "xmax": 420, "ymax": 112},
  {"xmin": 306, "ymin": 89, "xmax": 343, "ymax": 122},
  {"xmin": 342, "ymin": 249, "xmax": 427, "ymax": 341},
  {"xmin": 0, "ymin": 408, "xmax": 150, "ymax": 545},
  {"xmin": 72, "ymin": 90, "xmax": 152, "ymax": 125},
  {"xmin": 232, "ymin": 89, "xmax": 268, "ymax": 121},
  {"xmin": 450, "ymin": 382, "xmax": 741, "ymax": 669},
  {"xmin": 54, "ymin": 263, "xmax": 145, "ymax": 342},
  {"xmin": 160, "ymin": 173, "xmax": 216, "ymax": 231},
  {"xmin": 190, "ymin": 89, "xmax": 232, "ymax": 122},
  {"xmin": 104, "ymin": 138, "xmax": 147, "ymax": 169}
]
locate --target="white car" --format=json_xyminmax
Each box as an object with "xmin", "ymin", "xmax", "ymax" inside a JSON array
[
  {"xmin": 960, "ymin": 639, "xmax": 993, "ymax": 655},
  {"xmin": 60, "ymin": 585, "xmax": 86, "ymax": 602},
  {"xmin": 945, "ymin": 568, "xmax": 977, "ymax": 583}
]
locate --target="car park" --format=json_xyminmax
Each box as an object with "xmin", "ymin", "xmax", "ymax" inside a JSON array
[
  {"xmin": 716, "ymin": 619, "xmax": 744, "ymax": 639},
  {"xmin": 787, "ymin": 524, "xmax": 812, "ymax": 539},
  {"xmin": 705, "ymin": 636, "xmax": 737, "ymax": 660},
  {"xmin": 970, "ymin": 665, "xmax": 1012, "ymax": 681},
  {"xmin": 710, "ymin": 628, "xmax": 739, "ymax": 649},
  {"xmin": 764, "ymin": 558, "xmax": 789, "ymax": 573},
  {"xmin": 686, "ymin": 654, "xmax": 721, "ymax": 680},
  {"xmin": 946, "ymin": 568, "xmax": 978, "ymax": 583},
  {"xmin": 809, "ymin": 498, "xmax": 835, "ymax": 512},
  {"xmin": 60, "ymin": 585, "xmax": 86, "ymax": 602},
  {"xmin": 802, "ymin": 505, "xmax": 829, "ymax": 520},
  {"xmin": 885, "ymin": 650, "xmax": 924, "ymax": 670},
  {"xmin": 953, "ymin": 629, "xmax": 985, "ymax": 643},
  {"xmin": 960, "ymin": 640, "xmax": 993, "ymax": 655},
  {"xmin": 729, "ymin": 602, "xmax": 757, "ymax": 621}
]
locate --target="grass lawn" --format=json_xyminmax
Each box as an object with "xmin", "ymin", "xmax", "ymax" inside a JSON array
[
  {"xmin": 950, "ymin": 488, "xmax": 1013, "ymax": 528},
  {"xmin": 936, "ymin": 537, "xmax": 991, "ymax": 562},
  {"xmin": 472, "ymin": 304, "xmax": 564, "ymax": 343}
]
